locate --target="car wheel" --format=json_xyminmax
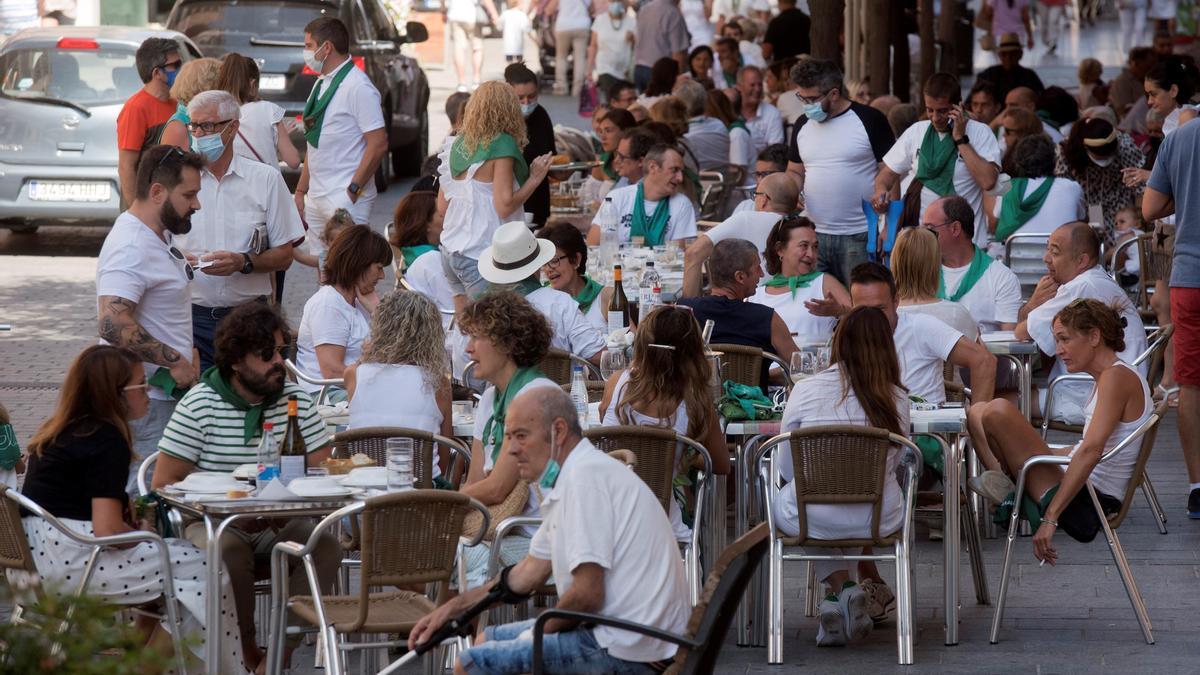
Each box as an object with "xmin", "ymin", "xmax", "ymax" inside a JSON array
[
  {"xmin": 8, "ymin": 224, "xmax": 38, "ymax": 235},
  {"xmin": 392, "ymin": 113, "xmax": 429, "ymax": 178}
]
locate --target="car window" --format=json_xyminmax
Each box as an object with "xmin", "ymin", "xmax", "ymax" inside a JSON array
[
  {"xmin": 364, "ymin": 0, "xmax": 398, "ymax": 40},
  {"xmin": 171, "ymin": 0, "xmax": 333, "ymax": 43},
  {"xmin": 0, "ymin": 46, "xmax": 139, "ymax": 107}
]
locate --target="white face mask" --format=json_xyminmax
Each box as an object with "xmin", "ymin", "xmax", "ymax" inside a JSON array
[
  {"xmin": 302, "ymin": 44, "xmax": 326, "ymax": 72},
  {"xmin": 1088, "ymin": 152, "xmax": 1115, "ymax": 167},
  {"xmin": 520, "ymin": 101, "xmax": 537, "ymax": 117}
]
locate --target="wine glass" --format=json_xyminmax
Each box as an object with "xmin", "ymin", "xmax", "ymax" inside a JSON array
[
  {"xmin": 790, "ymin": 351, "xmax": 815, "ymax": 382},
  {"xmin": 600, "ymin": 350, "xmax": 626, "ymax": 380}
]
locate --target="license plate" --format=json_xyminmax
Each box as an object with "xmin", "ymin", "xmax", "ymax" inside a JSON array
[
  {"xmin": 259, "ymin": 74, "xmax": 286, "ymax": 91},
  {"xmin": 27, "ymin": 180, "xmax": 111, "ymax": 203}
]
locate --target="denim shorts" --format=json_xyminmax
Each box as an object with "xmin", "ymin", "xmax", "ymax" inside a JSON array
[
  {"xmin": 459, "ymin": 619, "xmax": 661, "ymax": 675},
  {"xmin": 440, "ymin": 248, "xmax": 490, "ymax": 299}
]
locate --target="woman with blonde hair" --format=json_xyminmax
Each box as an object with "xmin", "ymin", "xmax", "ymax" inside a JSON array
[
  {"xmin": 159, "ymin": 57, "xmax": 222, "ymax": 149},
  {"xmin": 599, "ymin": 305, "xmax": 730, "ymax": 542},
  {"xmin": 438, "ymin": 81, "xmax": 553, "ymax": 306},
  {"xmin": 649, "ymin": 96, "xmax": 690, "ymax": 138},
  {"xmin": 891, "ymin": 226, "xmax": 979, "ymax": 338}
]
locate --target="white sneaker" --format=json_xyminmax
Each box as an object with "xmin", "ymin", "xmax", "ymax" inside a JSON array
[
  {"xmin": 968, "ymin": 470, "xmax": 1016, "ymax": 505},
  {"xmin": 816, "ymin": 597, "xmax": 846, "ymax": 647},
  {"xmin": 839, "ymin": 584, "xmax": 873, "ymax": 641}
]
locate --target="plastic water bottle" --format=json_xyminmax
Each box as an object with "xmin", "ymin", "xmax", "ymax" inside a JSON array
[
  {"xmin": 570, "ymin": 363, "xmax": 590, "ymax": 430},
  {"xmin": 638, "ymin": 261, "xmax": 661, "ymax": 322},
  {"xmin": 597, "ymin": 197, "xmax": 619, "ymax": 271},
  {"xmin": 256, "ymin": 422, "xmax": 278, "ymax": 484}
]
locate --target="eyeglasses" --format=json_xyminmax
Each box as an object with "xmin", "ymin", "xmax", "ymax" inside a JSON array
[
  {"xmin": 613, "ymin": 150, "xmax": 628, "ymax": 161},
  {"xmin": 795, "ymin": 89, "xmax": 831, "ymax": 105},
  {"xmin": 187, "ymin": 119, "xmax": 233, "ymax": 134},
  {"xmin": 146, "ymin": 145, "xmax": 187, "ymax": 193},
  {"xmin": 123, "ymin": 383, "xmax": 149, "ymax": 391},
  {"xmin": 167, "ymin": 245, "xmax": 195, "ymax": 281},
  {"xmin": 259, "ymin": 344, "xmax": 289, "ymax": 362},
  {"xmin": 754, "ymin": 190, "xmax": 771, "ymax": 200},
  {"xmin": 158, "ymin": 59, "xmax": 182, "ymax": 72},
  {"xmin": 921, "ymin": 220, "xmax": 956, "ymax": 231},
  {"xmin": 542, "ymin": 254, "xmax": 569, "ymax": 269}
]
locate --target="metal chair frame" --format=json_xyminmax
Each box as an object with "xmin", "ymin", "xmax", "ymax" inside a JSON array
[
  {"xmin": 284, "ymin": 358, "xmax": 344, "ymax": 406},
  {"xmin": 1003, "ymin": 232, "xmax": 1052, "ymax": 298},
  {"xmin": 709, "ymin": 343, "xmax": 793, "ymax": 394}
]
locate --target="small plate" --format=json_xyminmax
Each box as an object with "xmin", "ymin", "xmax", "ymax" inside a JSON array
[{"xmin": 289, "ymin": 485, "xmax": 354, "ymax": 498}]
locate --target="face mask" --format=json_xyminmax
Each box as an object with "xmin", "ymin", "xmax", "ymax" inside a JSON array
[
  {"xmin": 193, "ymin": 128, "xmax": 227, "ymax": 162},
  {"xmin": 538, "ymin": 426, "xmax": 562, "ymax": 490},
  {"xmin": 1088, "ymin": 153, "xmax": 1115, "ymax": 167},
  {"xmin": 163, "ymin": 68, "xmax": 178, "ymax": 87},
  {"xmin": 608, "ymin": 3, "xmax": 624, "ymax": 17},
  {"xmin": 302, "ymin": 44, "xmax": 325, "ymax": 73},
  {"xmin": 520, "ymin": 101, "xmax": 537, "ymax": 117},
  {"xmin": 804, "ymin": 101, "xmax": 827, "ymax": 122}
]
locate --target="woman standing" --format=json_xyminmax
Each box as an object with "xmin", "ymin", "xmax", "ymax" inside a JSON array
[
  {"xmin": 216, "ymin": 53, "xmax": 301, "ymax": 170},
  {"xmin": 891, "ymin": 227, "xmax": 980, "ymax": 338},
  {"xmin": 19, "ymin": 346, "xmax": 247, "ymax": 673},
  {"xmin": 158, "ymin": 57, "xmax": 221, "ymax": 150},
  {"xmin": 438, "ymin": 81, "xmax": 553, "ymax": 305},
  {"xmin": 986, "ymin": 0, "xmax": 1034, "ymax": 50},
  {"xmin": 389, "ymin": 190, "xmax": 455, "ymax": 316},
  {"xmin": 538, "ymin": 222, "xmax": 611, "ymax": 335},
  {"xmin": 1055, "ymin": 118, "xmax": 1145, "ymax": 242},
  {"xmin": 750, "ymin": 217, "xmax": 850, "ymax": 341}
]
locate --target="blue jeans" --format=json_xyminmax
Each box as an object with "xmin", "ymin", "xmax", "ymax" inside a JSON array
[
  {"xmin": 441, "ymin": 248, "xmax": 490, "ymax": 300},
  {"xmin": 127, "ymin": 398, "xmax": 176, "ymax": 496},
  {"xmin": 633, "ymin": 64, "xmax": 652, "ymax": 92},
  {"xmin": 816, "ymin": 231, "xmax": 869, "ymax": 288},
  {"xmin": 191, "ymin": 304, "xmax": 238, "ymax": 372},
  {"xmin": 460, "ymin": 619, "xmax": 660, "ymax": 675}
]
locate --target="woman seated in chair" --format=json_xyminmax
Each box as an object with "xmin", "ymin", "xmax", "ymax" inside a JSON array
[
  {"xmin": 344, "ymin": 290, "xmax": 454, "ymax": 479},
  {"xmin": 388, "ymin": 189, "xmax": 455, "ymax": 324},
  {"xmin": 538, "ymin": 222, "xmax": 612, "ymax": 336},
  {"xmin": 294, "ymin": 224, "xmax": 392, "ymax": 401},
  {"xmin": 458, "ymin": 292, "xmax": 558, "ymax": 587},
  {"xmin": 771, "ymin": 307, "xmax": 909, "ymax": 646},
  {"xmin": 890, "ymin": 226, "xmax": 979, "ymax": 339},
  {"xmin": 749, "ymin": 216, "xmax": 850, "ymax": 342},
  {"xmin": 17, "ymin": 346, "xmax": 248, "ymax": 673},
  {"xmin": 967, "ymin": 299, "xmax": 1152, "ymax": 564},
  {"xmin": 598, "ymin": 306, "xmax": 730, "ymax": 542}
]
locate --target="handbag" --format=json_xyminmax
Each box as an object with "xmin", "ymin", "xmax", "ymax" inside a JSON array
[
  {"xmin": 462, "ymin": 481, "xmax": 531, "ymax": 540},
  {"xmin": 978, "ymin": 33, "xmax": 996, "ymax": 51}
]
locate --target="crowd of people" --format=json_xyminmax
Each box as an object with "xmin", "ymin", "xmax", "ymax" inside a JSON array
[{"xmin": 3, "ymin": 3, "xmax": 1200, "ymax": 673}]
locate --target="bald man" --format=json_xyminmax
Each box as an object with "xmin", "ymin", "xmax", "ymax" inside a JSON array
[
  {"xmin": 1002, "ymin": 86, "xmax": 1063, "ymax": 142},
  {"xmin": 1016, "ymin": 222, "xmax": 1148, "ymax": 420},
  {"xmin": 683, "ymin": 172, "xmax": 797, "ymax": 296}
]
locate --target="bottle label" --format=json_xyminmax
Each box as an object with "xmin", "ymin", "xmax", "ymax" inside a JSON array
[
  {"xmin": 639, "ymin": 287, "xmax": 653, "ymax": 307},
  {"xmin": 279, "ymin": 455, "xmax": 306, "ymax": 487},
  {"xmin": 608, "ymin": 312, "xmax": 626, "ymax": 334}
]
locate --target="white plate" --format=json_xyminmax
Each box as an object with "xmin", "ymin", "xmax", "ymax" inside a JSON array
[
  {"xmin": 289, "ymin": 485, "xmax": 354, "ymax": 498},
  {"xmin": 340, "ymin": 467, "xmax": 388, "ymax": 488},
  {"xmin": 169, "ymin": 484, "xmax": 241, "ymax": 494},
  {"xmin": 232, "ymin": 464, "xmax": 260, "ymax": 480}
]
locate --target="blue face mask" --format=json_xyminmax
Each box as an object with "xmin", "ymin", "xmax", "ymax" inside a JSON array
[
  {"xmin": 164, "ymin": 68, "xmax": 178, "ymax": 87},
  {"xmin": 521, "ymin": 101, "xmax": 537, "ymax": 117},
  {"xmin": 804, "ymin": 101, "xmax": 827, "ymax": 122},
  {"xmin": 193, "ymin": 128, "xmax": 227, "ymax": 162}
]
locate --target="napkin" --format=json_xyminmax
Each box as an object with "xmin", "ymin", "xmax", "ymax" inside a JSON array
[
  {"xmin": 256, "ymin": 478, "xmax": 304, "ymax": 501},
  {"xmin": 981, "ymin": 330, "xmax": 1019, "ymax": 343}
]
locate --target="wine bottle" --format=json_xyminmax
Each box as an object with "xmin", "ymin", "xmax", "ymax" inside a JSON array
[
  {"xmin": 608, "ymin": 264, "xmax": 630, "ymax": 334},
  {"xmin": 278, "ymin": 395, "xmax": 307, "ymax": 486}
]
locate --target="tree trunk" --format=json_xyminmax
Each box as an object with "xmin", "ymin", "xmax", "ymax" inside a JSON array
[
  {"xmin": 808, "ymin": 0, "xmax": 845, "ymax": 64},
  {"xmin": 890, "ymin": 0, "xmax": 911, "ymax": 101},
  {"xmin": 937, "ymin": 0, "xmax": 958, "ymax": 76},
  {"xmin": 866, "ymin": 0, "xmax": 890, "ymax": 98},
  {"xmin": 918, "ymin": 0, "xmax": 934, "ymax": 109}
]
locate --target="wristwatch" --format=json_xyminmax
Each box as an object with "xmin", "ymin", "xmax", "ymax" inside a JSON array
[
  {"xmin": 348, "ymin": 182, "xmax": 362, "ymax": 197},
  {"xmin": 954, "ymin": 135, "xmax": 971, "ymax": 146},
  {"xmin": 240, "ymin": 253, "xmax": 254, "ymax": 275}
]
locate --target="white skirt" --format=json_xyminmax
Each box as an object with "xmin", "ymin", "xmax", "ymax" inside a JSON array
[{"xmin": 15, "ymin": 516, "xmax": 248, "ymax": 674}]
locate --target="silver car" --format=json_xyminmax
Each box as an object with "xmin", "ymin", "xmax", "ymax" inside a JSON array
[{"xmin": 0, "ymin": 27, "xmax": 201, "ymax": 233}]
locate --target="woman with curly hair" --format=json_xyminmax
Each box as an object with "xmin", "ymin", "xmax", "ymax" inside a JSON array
[
  {"xmin": 159, "ymin": 57, "xmax": 222, "ymax": 149},
  {"xmin": 438, "ymin": 81, "xmax": 554, "ymax": 306},
  {"xmin": 599, "ymin": 306, "xmax": 729, "ymax": 542},
  {"xmin": 457, "ymin": 291, "xmax": 557, "ymax": 587}
]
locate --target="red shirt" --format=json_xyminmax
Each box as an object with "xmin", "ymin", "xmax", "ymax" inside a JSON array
[{"xmin": 116, "ymin": 88, "xmax": 177, "ymax": 152}]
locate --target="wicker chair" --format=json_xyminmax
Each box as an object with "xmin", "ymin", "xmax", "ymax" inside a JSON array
[
  {"xmin": 709, "ymin": 343, "xmax": 791, "ymax": 393},
  {"xmin": 531, "ymin": 523, "xmax": 770, "ymax": 675},
  {"xmin": 0, "ymin": 487, "xmax": 187, "ymax": 675},
  {"xmin": 266, "ymin": 490, "xmax": 489, "ymax": 675},
  {"xmin": 329, "ymin": 426, "xmax": 471, "ymax": 490},
  {"xmin": 284, "ymin": 358, "xmax": 343, "ymax": 406},
  {"xmin": 539, "ymin": 348, "xmax": 602, "ymax": 385},
  {"xmin": 756, "ymin": 426, "xmax": 923, "ymax": 665},
  {"xmin": 990, "ymin": 400, "xmax": 1168, "ymax": 645}
]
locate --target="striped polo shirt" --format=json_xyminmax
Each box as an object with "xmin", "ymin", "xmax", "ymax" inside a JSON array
[{"xmin": 159, "ymin": 381, "xmax": 330, "ymax": 473}]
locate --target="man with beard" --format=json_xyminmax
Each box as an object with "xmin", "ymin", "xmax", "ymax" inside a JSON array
[
  {"xmin": 152, "ymin": 301, "xmax": 340, "ymax": 674},
  {"xmin": 97, "ymin": 144, "xmax": 204, "ymax": 492}
]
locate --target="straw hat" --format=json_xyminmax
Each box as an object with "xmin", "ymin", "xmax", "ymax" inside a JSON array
[
  {"xmin": 478, "ymin": 221, "xmax": 556, "ymax": 284},
  {"xmin": 997, "ymin": 33, "xmax": 1023, "ymax": 53}
]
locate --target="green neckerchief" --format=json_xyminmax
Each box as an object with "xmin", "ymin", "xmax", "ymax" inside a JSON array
[
  {"xmin": 729, "ymin": 118, "xmax": 748, "ymax": 133},
  {"xmin": 482, "ymin": 366, "xmax": 548, "ymax": 461},
  {"xmin": 1036, "ymin": 109, "xmax": 1061, "ymax": 130},
  {"xmin": 630, "ymin": 181, "xmax": 671, "ymax": 247},
  {"xmin": 938, "ymin": 246, "xmax": 993, "ymax": 303},
  {"xmin": 400, "ymin": 244, "xmax": 437, "ymax": 269},
  {"xmin": 722, "ymin": 70, "xmax": 737, "ymax": 87},
  {"xmin": 600, "ymin": 151, "xmax": 619, "ymax": 181},
  {"xmin": 996, "ymin": 177, "xmax": 1055, "ymax": 241},
  {"xmin": 450, "ymin": 133, "xmax": 529, "ymax": 184},
  {"xmin": 762, "ymin": 271, "xmax": 822, "ymax": 298},
  {"xmin": 915, "ymin": 123, "xmax": 958, "ymax": 197},
  {"xmin": 0, "ymin": 423, "xmax": 19, "ymax": 471},
  {"xmin": 199, "ymin": 366, "xmax": 282, "ymax": 444},
  {"xmin": 302, "ymin": 59, "xmax": 355, "ymax": 148},
  {"xmin": 572, "ymin": 276, "xmax": 604, "ymax": 312}
]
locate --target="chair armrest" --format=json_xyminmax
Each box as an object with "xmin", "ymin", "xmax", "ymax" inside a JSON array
[
  {"xmin": 486, "ymin": 516, "xmax": 544, "ymax": 577},
  {"xmin": 284, "ymin": 359, "xmax": 345, "ymax": 387},
  {"xmin": 531, "ymin": 609, "xmax": 696, "ymax": 675},
  {"xmin": 1041, "ymin": 372, "xmax": 1094, "ymax": 433},
  {"xmin": 8, "ymin": 490, "xmax": 171, "ymax": 550},
  {"xmin": 276, "ymin": 501, "xmax": 366, "ymax": 560}
]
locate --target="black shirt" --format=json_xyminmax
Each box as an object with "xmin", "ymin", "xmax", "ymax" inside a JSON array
[
  {"xmin": 21, "ymin": 419, "xmax": 131, "ymax": 521},
  {"xmin": 764, "ymin": 8, "xmax": 811, "ymax": 62},
  {"xmin": 675, "ymin": 295, "xmax": 776, "ymax": 391},
  {"xmin": 524, "ymin": 104, "xmax": 557, "ymax": 227},
  {"xmin": 976, "ymin": 64, "xmax": 1045, "ymax": 101}
]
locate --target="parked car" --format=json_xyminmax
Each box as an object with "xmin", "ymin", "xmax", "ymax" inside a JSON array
[
  {"xmin": 165, "ymin": 0, "xmax": 431, "ymax": 186},
  {"xmin": 0, "ymin": 27, "xmax": 202, "ymax": 232}
]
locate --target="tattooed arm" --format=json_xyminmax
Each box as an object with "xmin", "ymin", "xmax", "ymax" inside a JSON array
[{"xmin": 97, "ymin": 296, "xmax": 198, "ymax": 387}]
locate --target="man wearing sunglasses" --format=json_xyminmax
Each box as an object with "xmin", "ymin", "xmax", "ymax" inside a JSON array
[{"xmin": 117, "ymin": 37, "xmax": 183, "ymax": 208}]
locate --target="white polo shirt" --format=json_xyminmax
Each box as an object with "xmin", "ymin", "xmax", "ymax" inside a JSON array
[
  {"xmin": 180, "ymin": 155, "xmax": 304, "ymax": 308},
  {"xmin": 892, "ymin": 312, "xmax": 964, "ymax": 404},
  {"xmin": 596, "ymin": 183, "xmax": 697, "ymax": 244},
  {"xmin": 942, "ymin": 258, "xmax": 1024, "ymax": 328},
  {"xmin": 304, "ymin": 60, "xmax": 385, "ymax": 200},
  {"xmin": 529, "ymin": 439, "xmax": 691, "ymax": 663},
  {"xmin": 525, "ymin": 286, "xmax": 607, "ymax": 358},
  {"xmin": 96, "ymin": 212, "xmax": 193, "ymax": 401},
  {"xmin": 745, "ymin": 101, "xmax": 784, "ymax": 154}
]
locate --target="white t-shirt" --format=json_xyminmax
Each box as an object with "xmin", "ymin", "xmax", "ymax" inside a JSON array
[
  {"xmin": 898, "ymin": 301, "xmax": 978, "ymax": 341},
  {"xmin": 403, "ymin": 249, "xmax": 456, "ymax": 319},
  {"xmin": 438, "ymin": 146, "xmax": 524, "ymax": 260},
  {"xmin": 591, "ymin": 11, "xmax": 636, "ymax": 79},
  {"xmin": 942, "ymin": 257, "xmax": 1024, "ymax": 328},
  {"xmin": 447, "ymin": 0, "xmax": 480, "ymax": 24},
  {"xmin": 1149, "ymin": 0, "xmax": 1177, "ymax": 19},
  {"xmin": 596, "ymin": 183, "xmax": 698, "ymax": 244},
  {"xmin": 234, "ymin": 100, "xmax": 284, "ymax": 168},
  {"xmin": 711, "ymin": 0, "xmax": 769, "ymax": 20},
  {"xmin": 555, "ymin": 0, "xmax": 593, "ymax": 32},
  {"xmin": 745, "ymin": 101, "xmax": 785, "ymax": 155},
  {"xmin": 96, "ymin": 212, "xmax": 193, "ymax": 401},
  {"xmin": 525, "ymin": 286, "xmax": 607, "ymax": 358},
  {"xmin": 684, "ymin": 116, "xmax": 731, "ymax": 171},
  {"xmin": 295, "ymin": 285, "xmax": 371, "ymax": 392},
  {"xmin": 884, "ymin": 119, "xmax": 1002, "ymax": 249},
  {"xmin": 501, "ymin": 8, "xmax": 531, "ymax": 56},
  {"xmin": 473, "ymin": 376, "xmax": 559, "ymax": 523},
  {"xmin": 705, "ymin": 210, "xmax": 782, "ymax": 275},
  {"xmin": 679, "ymin": 0, "xmax": 714, "ymax": 48},
  {"xmin": 990, "ymin": 176, "xmax": 1086, "ymax": 240},
  {"xmin": 729, "ymin": 125, "xmax": 755, "ymax": 179},
  {"xmin": 892, "ymin": 312, "xmax": 964, "ymax": 404},
  {"xmin": 529, "ymin": 440, "xmax": 691, "ymax": 662},
  {"xmin": 305, "ymin": 61, "xmax": 385, "ymax": 200},
  {"xmin": 349, "ymin": 363, "xmax": 443, "ymax": 435}
]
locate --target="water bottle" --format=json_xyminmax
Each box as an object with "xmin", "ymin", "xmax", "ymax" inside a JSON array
[
  {"xmin": 638, "ymin": 261, "xmax": 661, "ymax": 322},
  {"xmin": 570, "ymin": 363, "xmax": 590, "ymax": 430},
  {"xmin": 256, "ymin": 422, "xmax": 278, "ymax": 484},
  {"xmin": 597, "ymin": 197, "xmax": 619, "ymax": 271}
]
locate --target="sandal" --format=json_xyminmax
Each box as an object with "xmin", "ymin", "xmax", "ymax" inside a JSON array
[{"xmin": 1155, "ymin": 384, "xmax": 1180, "ymax": 408}]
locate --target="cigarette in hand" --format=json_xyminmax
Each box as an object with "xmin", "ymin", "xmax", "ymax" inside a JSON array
[{"xmin": 1039, "ymin": 558, "xmax": 1046, "ymax": 567}]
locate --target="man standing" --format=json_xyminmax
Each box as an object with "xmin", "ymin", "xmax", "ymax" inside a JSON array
[
  {"xmin": 1143, "ymin": 122, "xmax": 1200, "ymax": 515},
  {"xmin": 788, "ymin": 58, "xmax": 895, "ymax": 286},
  {"xmin": 183, "ymin": 91, "xmax": 304, "ymax": 371},
  {"xmin": 97, "ymin": 145, "xmax": 204, "ymax": 490},
  {"xmin": 632, "ymin": 0, "xmax": 689, "ymax": 91},
  {"xmin": 675, "ymin": 78, "xmax": 729, "ymax": 170},
  {"xmin": 762, "ymin": 0, "xmax": 810, "ymax": 63},
  {"xmin": 505, "ymin": 63, "xmax": 557, "ymax": 228},
  {"xmin": 116, "ymin": 38, "xmax": 180, "ymax": 207},
  {"xmin": 293, "ymin": 17, "xmax": 386, "ymax": 247},
  {"xmin": 976, "ymin": 33, "xmax": 1046, "ymax": 101},
  {"xmin": 410, "ymin": 387, "xmax": 691, "ymax": 673},
  {"xmin": 587, "ymin": 145, "xmax": 696, "ymax": 248},
  {"xmin": 738, "ymin": 66, "xmax": 784, "ymax": 154},
  {"xmin": 876, "ymin": 73, "xmax": 1001, "ymax": 250}
]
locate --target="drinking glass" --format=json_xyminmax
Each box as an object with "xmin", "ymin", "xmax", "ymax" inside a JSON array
[
  {"xmin": 386, "ymin": 438, "xmax": 414, "ymax": 491},
  {"xmin": 453, "ymin": 400, "xmax": 475, "ymax": 424},
  {"xmin": 600, "ymin": 350, "xmax": 626, "ymax": 380},
  {"xmin": 816, "ymin": 346, "xmax": 832, "ymax": 372},
  {"xmin": 790, "ymin": 351, "xmax": 815, "ymax": 381}
]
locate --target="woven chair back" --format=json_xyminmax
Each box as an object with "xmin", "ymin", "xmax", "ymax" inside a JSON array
[
  {"xmin": 331, "ymin": 427, "xmax": 449, "ymax": 489},
  {"xmin": 0, "ymin": 487, "xmax": 36, "ymax": 575},
  {"xmin": 539, "ymin": 349, "xmax": 574, "ymax": 386},
  {"xmin": 942, "ymin": 361, "xmax": 964, "ymax": 404},
  {"xmin": 1108, "ymin": 400, "xmax": 1168, "ymax": 529},
  {"xmin": 709, "ymin": 343, "xmax": 763, "ymax": 389},
  {"xmin": 786, "ymin": 425, "xmax": 893, "ymax": 545},
  {"xmin": 357, "ymin": 490, "xmax": 474, "ymax": 598},
  {"xmin": 584, "ymin": 426, "xmax": 679, "ymax": 515}
]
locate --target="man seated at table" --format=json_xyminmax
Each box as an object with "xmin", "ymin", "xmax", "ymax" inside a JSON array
[
  {"xmin": 677, "ymin": 239, "xmax": 798, "ymax": 391},
  {"xmin": 850, "ymin": 262, "xmax": 996, "ymax": 475},
  {"xmin": 682, "ymin": 172, "xmax": 798, "ymax": 296},
  {"xmin": 409, "ymin": 386, "xmax": 691, "ymax": 674},
  {"xmin": 731, "ymin": 143, "xmax": 789, "ymax": 215},
  {"xmin": 1015, "ymin": 221, "xmax": 1148, "ymax": 421},
  {"xmin": 151, "ymin": 302, "xmax": 340, "ymax": 673},
  {"xmin": 613, "ymin": 127, "xmax": 656, "ymax": 191},
  {"xmin": 587, "ymin": 144, "xmax": 697, "ymax": 249}
]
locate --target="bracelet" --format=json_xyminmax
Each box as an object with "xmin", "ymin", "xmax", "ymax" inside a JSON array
[{"xmin": 1041, "ymin": 518, "xmax": 1058, "ymax": 528}]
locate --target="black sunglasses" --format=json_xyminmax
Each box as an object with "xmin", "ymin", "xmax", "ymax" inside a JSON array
[
  {"xmin": 158, "ymin": 59, "xmax": 183, "ymax": 72},
  {"xmin": 259, "ymin": 344, "xmax": 289, "ymax": 362}
]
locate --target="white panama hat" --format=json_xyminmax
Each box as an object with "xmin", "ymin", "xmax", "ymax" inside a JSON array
[{"xmin": 477, "ymin": 221, "xmax": 557, "ymax": 284}]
